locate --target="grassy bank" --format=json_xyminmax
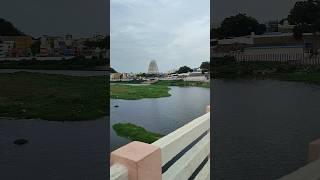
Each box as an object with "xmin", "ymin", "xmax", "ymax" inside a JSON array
[
  {"xmin": 0, "ymin": 72, "xmax": 108, "ymax": 121},
  {"xmin": 154, "ymin": 80, "xmax": 210, "ymax": 88},
  {"xmin": 281, "ymin": 72, "xmax": 320, "ymax": 84},
  {"xmin": 212, "ymin": 56, "xmax": 320, "ymax": 85},
  {"xmin": 113, "ymin": 123, "xmax": 163, "ymax": 143},
  {"xmin": 110, "ymin": 80, "xmax": 209, "ymax": 100},
  {"xmin": 0, "ymin": 58, "xmax": 108, "ymax": 70},
  {"xmin": 110, "ymin": 84, "xmax": 171, "ymax": 100}
]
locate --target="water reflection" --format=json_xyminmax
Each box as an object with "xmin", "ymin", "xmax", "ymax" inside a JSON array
[{"xmin": 110, "ymin": 86, "xmax": 210, "ymax": 151}]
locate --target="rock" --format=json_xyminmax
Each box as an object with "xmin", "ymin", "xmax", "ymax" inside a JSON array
[{"xmin": 14, "ymin": 138, "xmax": 28, "ymax": 145}]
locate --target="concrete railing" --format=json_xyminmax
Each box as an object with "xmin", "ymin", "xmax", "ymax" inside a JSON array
[
  {"xmin": 110, "ymin": 164, "xmax": 128, "ymax": 180},
  {"xmin": 110, "ymin": 106, "xmax": 210, "ymax": 180},
  {"xmin": 279, "ymin": 138, "xmax": 320, "ymax": 180}
]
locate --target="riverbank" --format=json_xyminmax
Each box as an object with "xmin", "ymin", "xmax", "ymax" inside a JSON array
[
  {"xmin": 0, "ymin": 58, "xmax": 108, "ymax": 70},
  {"xmin": 0, "ymin": 72, "xmax": 107, "ymax": 121},
  {"xmin": 112, "ymin": 123, "xmax": 163, "ymax": 143},
  {"xmin": 0, "ymin": 69, "xmax": 107, "ymax": 76},
  {"xmin": 110, "ymin": 83, "xmax": 170, "ymax": 100},
  {"xmin": 110, "ymin": 80, "xmax": 209, "ymax": 100},
  {"xmin": 154, "ymin": 80, "xmax": 210, "ymax": 88},
  {"xmin": 212, "ymin": 56, "xmax": 320, "ymax": 85},
  {"xmin": 281, "ymin": 72, "xmax": 320, "ymax": 84}
]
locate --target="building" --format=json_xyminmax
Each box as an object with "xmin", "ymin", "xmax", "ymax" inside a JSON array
[
  {"xmin": 65, "ymin": 34, "xmax": 73, "ymax": 47},
  {"xmin": 1, "ymin": 36, "xmax": 33, "ymax": 57},
  {"xmin": 111, "ymin": 73, "xmax": 122, "ymax": 80},
  {"xmin": 91, "ymin": 34, "xmax": 105, "ymax": 41},
  {"xmin": 211, "ymin": 33, "xmax": 254, "ymax": 58},
  {"xmin": 110, "ymin": 73, "xmax": 130, "ymax": 81},
  {"xmin": 278, "ymin": 20, "xmax": 295, "ymax": 33},
  {"xmin": 212, "ymin": 31, "xmax": 320, "ymax": 63},
  {"xmin": 0, "ymin": 38, "xmax": 5, "ymax": 58},
  {"xmin": 253, "ymin": 32, "xmax": 304, "ymax": 46},
  {"xmin": 1, "ymin": 36, "xmax": 33, "ymax": 49},
  {"xmin": 39, "ymin": 35, "xmax": 79, "ymax": 57},
  {"xmin": 148, "ymin": 60, "xmax": 159, "ymax": 74},
  {"xmin": 266, "ymin": 20, "xmax": 279, "ymax": 32},
  {"xmin": 233, "ymin": 32, "xmax": 320, "ymax": 62}
]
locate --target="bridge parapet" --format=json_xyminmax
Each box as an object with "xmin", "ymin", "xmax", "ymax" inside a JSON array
[
  {"xmin": 110, "ymin": 105, "xmax": 210, "ymax": 180},
  {"xmin": 279, "ymin": 137, "xmax": 320, "ymax": 180}
]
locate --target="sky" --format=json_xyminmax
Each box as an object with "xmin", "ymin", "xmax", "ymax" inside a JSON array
[
  {"xmin": 0, "ymin": 0, "xmax": 108, "ymax": 38},
  {"xmin": 211, "ymin": 0, "xmax": 301, "ymax": 25},
  {"xmin": 110, "ymin": 0, "xmax": 210, "ymax": 73}
]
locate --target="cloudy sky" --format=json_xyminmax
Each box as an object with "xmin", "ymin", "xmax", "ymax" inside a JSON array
[
  {"xmin": 212, "ymin": 0, "xmax": 300, "ymax": 25},
  {"xmin": 111, "ymin": 0, "xmax": 210, "ymax": 73},
  {"xmin": 0, "ymin": 0, "xmax": 108, "ymax": 38}
]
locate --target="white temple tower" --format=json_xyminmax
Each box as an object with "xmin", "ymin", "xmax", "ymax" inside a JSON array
[{"xmin": 148, "ymin": 60, "xmax": 159, "ymax": 74}]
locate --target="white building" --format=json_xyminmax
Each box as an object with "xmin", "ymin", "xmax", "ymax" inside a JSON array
[
  {"xmin": 0, "ymin": 38, "xmax": 13, "ymax": 58},
  {"xmin": 0, "ymin": 39, "xmax": 5, "ymax": 58},
  {"xmin": 278, "ymin": 20, "xmax": 295, "ymax": 33},
  {"xmin": 148, "ymin": 60, "xmax": 159, "ymax": 74},
  {"xmin": 184, "ymin": 71, "xmax": 209, "ymax": 82},
  {"xmin": 65, "ymin": 35, "xmax": 73, "ymax": 47},
  {"xmin": 218, "ymin": 35, "xmax": 254, "ymax": 45},
  {"xmin": 213, "ymin": 32, "xmax": 319, "ymax": 62}
]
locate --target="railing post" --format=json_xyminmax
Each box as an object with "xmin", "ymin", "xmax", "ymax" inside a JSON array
[
  {"xmin": 206, "ymin": 105, "xmax": 210, "ymax": 113},
  {"xmin": 110, "ymin": 164, "xmax": 128, "ymax": 180},
  {"xmin": 308, "ymin": 138, "xmax": 320, "ymax": 162},
  {"xmin": 110, "ymin": 141, "xmax": 162, "ymax": 180},
  {"xmin": 206, "ymin": 105, "xmax": 211, "ymax": 161}
]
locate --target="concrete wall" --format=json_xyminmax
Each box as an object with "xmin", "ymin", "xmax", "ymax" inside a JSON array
[
  {"xmin": 235, "ymin": 46, "xmax": 305, "ymax": 62},
  {"xmin": 184, "ymin": 76, "xmax": 209, "ymax": 82}
]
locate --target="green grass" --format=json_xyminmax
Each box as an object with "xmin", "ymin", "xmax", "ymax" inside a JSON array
[
  {"xmin": 0, "ymin": 72, "xmax": 108, "ymax": 121},
  {"xmin": 110, "ymin": 80, "xmax": 209, "ymax": 100},
  {"xmin": 110, "ymin": 84, "xmax": 171, "ymax": 100},
  {"xmin": 212, "ymin": 56, "xmax": 320, "ymax": 84},
  {"xmin": 154, "ymin": 80, "xmax": 210, "ymax": 88},
  {"xmin": 112, "ymin": 123, "xmax": 163, "ymax": 143},
  {"xmin": 281, "ymin": 72, "xmax": 320, "ymax": 84}
]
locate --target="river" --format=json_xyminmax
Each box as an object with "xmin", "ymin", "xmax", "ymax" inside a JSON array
[
  {"xmin": 0, "ymin": 117, "xmax": 108, "ymax": 180},
  {"xmin": 0, "ymin": 69, "xmax": 108, "ymax": 179},
  {"xmin": 212, "ymin": 79, "xmax": 320, "ymax": 180},
  {"xmin": 110, "ymin": 86, "xmax": 210, "ymax": 151}
]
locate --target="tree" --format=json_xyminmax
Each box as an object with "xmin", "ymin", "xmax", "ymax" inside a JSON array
[
  {"xmin": 110, "ymin": 68, "xmax": 117, "ymax": 73},
  {"xmin": 0, "ymin": 18, "xmax": 25, "ymax": 36},
  {"xmin": 200, "ymin": 61, "xmax": 210, "ymax": 72},
  {"xmin": 31, "ymin": 40, "xmax": 41, "ymax": 56},
  {"xmin": 84, "ymin": 36, "xmax": 109, "ymax": 49},
  {"xmin": 293, "ymin": 24, "xmax": 314, "ymax": 39},
  {"xmin": 212, "ymin": 13, "xmax": 266, "ymax": 39},
  {"xmin": 288, "ymin": 0, "xmax": 320, "ymax": 37},
  {"xmin": 279, "ymin": 18, "xmax": 288, "ymax": 25},
  {"xmin": 176, "ymin": 66, "xmax": 193, "ymax": 74}
]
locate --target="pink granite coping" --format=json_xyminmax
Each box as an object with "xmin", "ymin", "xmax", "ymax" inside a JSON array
[
  {"xmin": 111, "ymin": 141, "xmax": 162, "ymax": 180},
  {"xmin": 309, "ymin": 138, "xmax": 320, "ymax": 162},
  {"xmin": 206, "ymin": 105, "xmax": 210, "ymax": 113}
]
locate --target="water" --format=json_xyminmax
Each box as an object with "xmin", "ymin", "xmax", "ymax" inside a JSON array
[
  {"xmin": 212, "ymin": 79, "xmax": 320, "ymax": 180},
  {"xmin": 110, "ymin": 86, "xmax": 210, "ymax": 151},
  {"xmin": 0, "ymin": 117, "xmax": 107, "ymax": 180},
  {"xmin": 0, "ymin": 69, "xmax": 108, "ymax": 179}
]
